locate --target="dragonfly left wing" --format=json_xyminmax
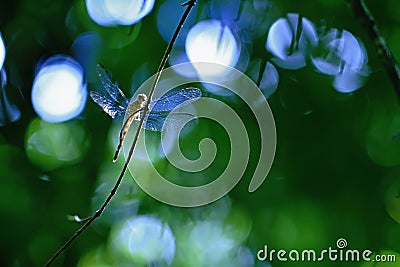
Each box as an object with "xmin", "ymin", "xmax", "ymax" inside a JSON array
[
  {"xmin": 96, "ymin": 64, "xmax": 130, "ymax": 107},
  {"xmin": 90, "ymin": 91, "xmax": 126, "ymax": 120}
]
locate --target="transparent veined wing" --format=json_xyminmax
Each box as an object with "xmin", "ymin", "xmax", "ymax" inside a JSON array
[
  {"xmin": 96, "ymin": 64, "xmax": 130, "ymax": 107},
  {"xmin": 90, "ymin": 91, "xmax": 127, "ymax": 120},
  {"xmin": 149, "ymin": 87, "xmax": 202, "ymax": 112},
  {"xmin": 142, "ymin": 111, "xmax": 198, "ymax": 132}
]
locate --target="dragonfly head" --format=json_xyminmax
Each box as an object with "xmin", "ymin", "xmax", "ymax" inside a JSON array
[{"xmin": 137, "ymin": 93, "xmax": 147, "ymax": 104}]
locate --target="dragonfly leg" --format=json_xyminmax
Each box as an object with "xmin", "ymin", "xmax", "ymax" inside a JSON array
[{"xmin": 113, "ymin": 109, "xmax": 142, "ymax": 162}]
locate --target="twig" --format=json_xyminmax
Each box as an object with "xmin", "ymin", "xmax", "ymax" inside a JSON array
[
  {"xmin": 44, "ymin": 1, "xmax": 197, "ymax": 266},
  {"xmin": 346, "ymin": 0, "xmax": 400, "ymax": 98}
]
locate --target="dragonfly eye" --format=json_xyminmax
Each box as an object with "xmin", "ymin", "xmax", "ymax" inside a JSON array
[{"xmin": 137, "ymin": 93, "xmax": 147, "ymax": 104}]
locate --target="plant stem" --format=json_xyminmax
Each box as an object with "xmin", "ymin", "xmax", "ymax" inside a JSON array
[
  {"xmin": 346, "ymin": 0, "xmax": 400, "ymax": 98},
  {"xmin": 44, "ymin": 1, "xmax": 197, "ymax": 265}
]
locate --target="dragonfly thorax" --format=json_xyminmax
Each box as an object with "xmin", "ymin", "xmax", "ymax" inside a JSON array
[{"xmin": 128, "ymin": 93, "xmax": 147, "ymax": 120}]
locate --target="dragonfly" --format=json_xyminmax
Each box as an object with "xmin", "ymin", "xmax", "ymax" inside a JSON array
[{"xmin": 90, "ymin": 64, "xmax": 202, "ymax": 162}]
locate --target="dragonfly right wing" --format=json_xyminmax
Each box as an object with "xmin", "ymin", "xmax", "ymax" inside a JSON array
[
  {"xmin": 142, "ymin": 87, "xmax": 201, "ymax": 131},
  {"xmin": 143, "ymin": 111, "xmax": 198, "ymax": 132},
  {"xmin": 90, "ymin": 91, "xmax": 126, "ymax": 120},
  {"xmin": 149, "ymin": 87, "xmax": 202, "ymax": 112}
]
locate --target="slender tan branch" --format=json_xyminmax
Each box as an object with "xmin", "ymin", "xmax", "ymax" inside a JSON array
[
  {"xmin": 346, "ymin": 0, "xmax": 400, "ymax": 98},
  {"xmin": 44, "ymin": 1, "xmax": 198, "ymax": 265}
]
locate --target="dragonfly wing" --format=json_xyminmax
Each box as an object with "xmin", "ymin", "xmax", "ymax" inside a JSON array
[
  {"xmin": 96, "ymin": 64, "xmax": 130, "ymax": 106},
  {"xmin": 142, "ymin": 112, "xmax": 164, "ymax": 132},
  {"xmin": 90, "ymin": 91, "xmax": 126, "ymax": 120},
  {"xmin": 142, "ymin": 111, "xmax": 198, "ymax": 132},
  {"xmin": 149, "ymin": 87, "xmax": 201, "ymax": 112}
]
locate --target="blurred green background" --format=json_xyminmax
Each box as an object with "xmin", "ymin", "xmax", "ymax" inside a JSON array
[{"xmin": 0, "ymin": 0, "xmax": 399, "ymax": 266}]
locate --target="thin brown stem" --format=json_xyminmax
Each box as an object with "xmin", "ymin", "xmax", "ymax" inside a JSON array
[
  {"xmin": 44, "ymin": 1, "xmax": 197, "ymax": 266},
  {"xmin": 346, "ymin": 0, "xmax": 400, "ymax": 98}
]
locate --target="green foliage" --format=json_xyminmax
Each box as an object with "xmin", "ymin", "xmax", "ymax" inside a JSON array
[{"xmin": 0, "ymin": 0, "xmax": 399, "ymax": 266}]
